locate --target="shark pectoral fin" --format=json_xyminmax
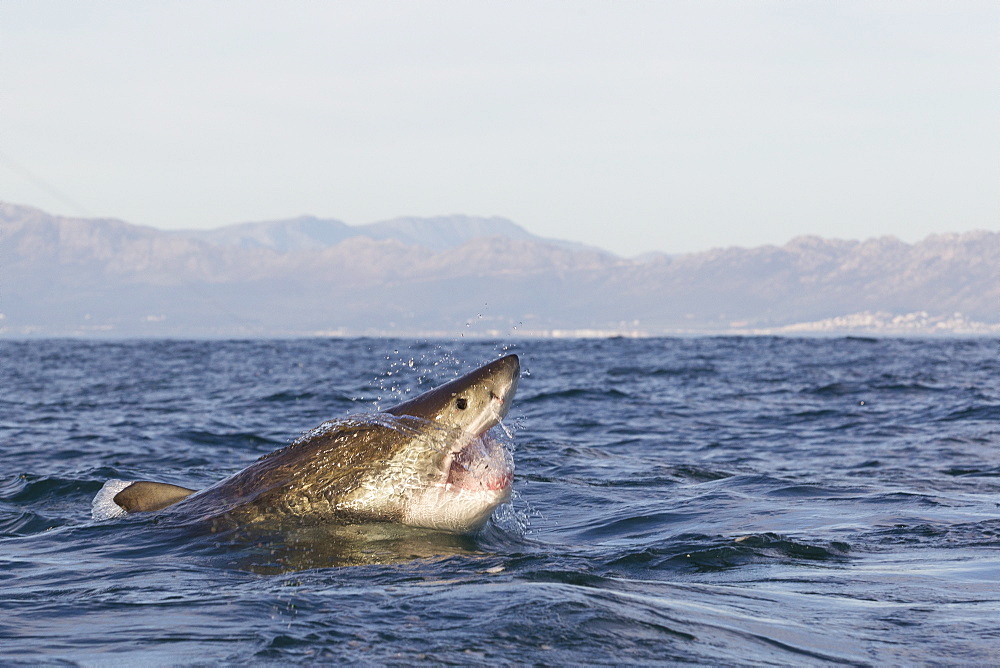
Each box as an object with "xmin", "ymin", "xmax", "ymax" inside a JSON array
[{"xmin": 102, "ymin": 480, "xmax": 197, "ymax": 515}]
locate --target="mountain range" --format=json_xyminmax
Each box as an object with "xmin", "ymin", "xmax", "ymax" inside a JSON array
[
  {"xmin": 1, "ymin": 202, "xmax": 997, "ymax": 337},
  {"xmin": 177, "ymin": 213, "xmax": 602, "ymax": 254}
]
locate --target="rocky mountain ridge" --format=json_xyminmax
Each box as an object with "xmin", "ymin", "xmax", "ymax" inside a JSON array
[
  {"xmin": 1, "ymin": 202, "xmax": 996, "ymax": 337},
  {"xmin": 174, "ymin": 213, "xmax": 580, "ymax": 253}
]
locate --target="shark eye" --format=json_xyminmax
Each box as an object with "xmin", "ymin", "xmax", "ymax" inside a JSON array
[{"xmin": 455, "ymin": 397, "xmax": 468, "ymax": 410}]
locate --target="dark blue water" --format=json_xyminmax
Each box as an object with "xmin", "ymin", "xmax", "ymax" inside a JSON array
[{"xmin": 2, "ymin": 337, "xmax": 999, "ymax": 664}]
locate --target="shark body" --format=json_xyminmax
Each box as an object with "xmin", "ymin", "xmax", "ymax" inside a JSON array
[{"xmin": 93, "ymin": 355, "xmax": 520, "ymax": 534}]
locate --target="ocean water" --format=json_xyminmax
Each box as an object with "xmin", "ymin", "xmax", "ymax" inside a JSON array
[{"xmin": 2, "ymin": 337, "xmax": 999, "ymax": 665}]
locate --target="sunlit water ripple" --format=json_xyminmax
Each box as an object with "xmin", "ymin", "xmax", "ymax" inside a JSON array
[{"xmin": 2, "ymin": 337, "xmax": 999, "ymax": 664}]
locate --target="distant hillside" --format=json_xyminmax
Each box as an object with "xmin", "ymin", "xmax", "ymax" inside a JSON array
[
  {"xmin": 177, "ymin": 213, "xmax": 601, "ymax": 253},
  {"xmin": 1, "ymin": 202, "xmax": 997, "ymax": 337}
]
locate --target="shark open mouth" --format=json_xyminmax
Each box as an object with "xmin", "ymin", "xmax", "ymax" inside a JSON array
[{"xmin": 446, "ymin": 432, "xmax": 513, "ymax": 492}]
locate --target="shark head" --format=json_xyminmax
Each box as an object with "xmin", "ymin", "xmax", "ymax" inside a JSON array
[
  {"xmin": 385, "ymin": 353, "xmax": 520, "ymax": 436},
  {"xmin": 346, "ymin": 353, "xmax": 520, "ymax": 532}
]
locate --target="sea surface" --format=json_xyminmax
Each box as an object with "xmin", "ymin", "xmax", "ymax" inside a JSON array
[{"xmin": 2, "ymin": 337, "xmax": 999, "ymax": 665}]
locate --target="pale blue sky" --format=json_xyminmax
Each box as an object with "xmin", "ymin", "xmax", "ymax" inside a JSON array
[{"xmin": 1, "ymin": 1, "xmax": 997, "ymax": 256}]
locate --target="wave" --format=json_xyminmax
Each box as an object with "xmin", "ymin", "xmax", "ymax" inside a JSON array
[
  {"xmin": 606, "ymin": 365, "xmax": 717, "ymax": 378},
  {"xmin": 606, "ymin": 532, "xmax": 850, "ymax": 573},
  {"xmin": 938, "ymin": 403, "xmax": 1000, "ymax": 422},
  {"xmin": 170, "ymin": 429, "xmax": 284, "ymax": 449},
  {"xmin": 520, "ymin": 388, "xmax": 633, "ymax": 403}
]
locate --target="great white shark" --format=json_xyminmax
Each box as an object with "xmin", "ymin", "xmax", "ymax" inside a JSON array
[{"xmin": 93, "ymin": 354, "xmax": 520, "ymax": 534}]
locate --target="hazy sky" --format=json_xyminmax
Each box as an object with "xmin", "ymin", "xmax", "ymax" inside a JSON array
[{"xmin": 1, "ymin": 1, "xmax": 997, "ymax": 256}]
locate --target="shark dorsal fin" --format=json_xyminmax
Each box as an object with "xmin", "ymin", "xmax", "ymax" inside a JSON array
[{"xmin": 113, "ymin": 481, "xmax": 197, "ymax": 513}]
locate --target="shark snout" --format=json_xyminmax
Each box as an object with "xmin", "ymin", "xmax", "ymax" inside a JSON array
[
  {"xmin": 493, "ymin": 355, "xmax": 519, "ymax": 402},
  {"xmin": 486, "ymin": 354, "xmax": 519, "ymax": 423}
]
